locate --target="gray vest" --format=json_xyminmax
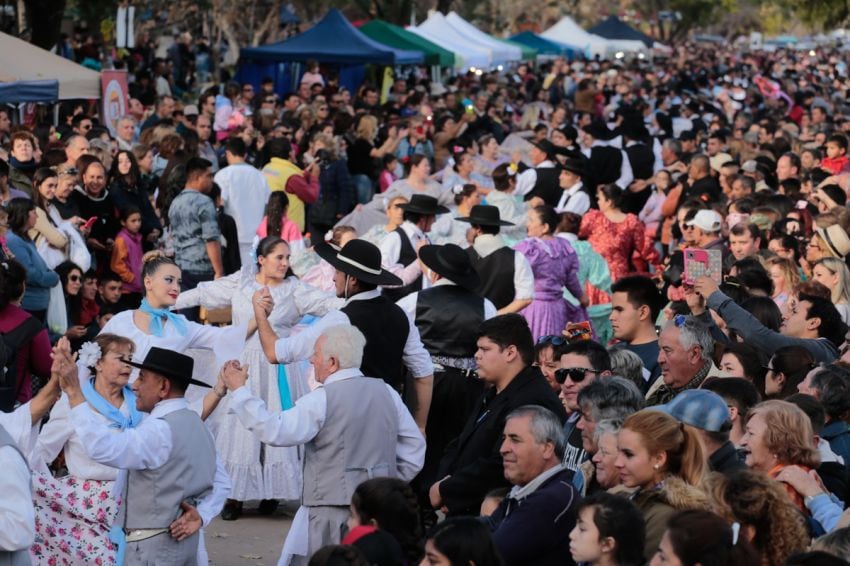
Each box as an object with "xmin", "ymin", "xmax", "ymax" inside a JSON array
[
  {"xmin": 119, "ymin": 408, "xmax": 216, "ymax": 529},
  {"xmin": 302, "ymin": 377, "xmax": 399, "ymax": 507},
  {"xmin": 0, "ymin": 425, "xmax": 32, "ymax": 566}
]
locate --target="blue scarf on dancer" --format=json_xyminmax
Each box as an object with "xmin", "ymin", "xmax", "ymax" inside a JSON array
[
  {"xmin": 139, "ymin": 298, "xmax": 187, "ymax": 337},
  {"xmin": 82, "ymin": 377, "xmax": 143, "ymax": 564}
]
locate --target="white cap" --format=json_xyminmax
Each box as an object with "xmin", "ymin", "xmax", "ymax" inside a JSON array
[{"xmin": 686, "ymin": 210, "xmax": 723, "ymax": 233}]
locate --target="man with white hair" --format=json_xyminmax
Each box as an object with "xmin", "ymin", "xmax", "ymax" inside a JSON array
[
  {"xmin": 221, "ymin": 324, "xmax": 425, "ymax": 566},
  {"xmin": 116, "ymin": 115, "xmax": 137, "ymax": 151}
]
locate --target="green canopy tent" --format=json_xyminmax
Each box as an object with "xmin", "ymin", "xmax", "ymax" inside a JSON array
[
  {"xmin": 499, "ymin": 38, "xmax": 537, "ymax": 61},
  {"xmin": 360, "ymin": 20, "xmax": 455, "ymax": 68}
]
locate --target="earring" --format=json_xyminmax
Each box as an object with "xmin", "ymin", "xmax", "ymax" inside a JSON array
[{"xmin": 653, "ymin": 464, "xmax": 659, "ymax": 470}]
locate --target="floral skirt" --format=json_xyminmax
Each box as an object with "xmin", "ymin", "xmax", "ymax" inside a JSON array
[{"xmin": 31, "ymin": 472, "xmax": 119, "ymax": 566}]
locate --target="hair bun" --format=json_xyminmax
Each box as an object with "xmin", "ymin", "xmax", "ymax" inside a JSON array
[{"xmin": 142, "ymin": 250, "xmax": 164, "ymax": 264}]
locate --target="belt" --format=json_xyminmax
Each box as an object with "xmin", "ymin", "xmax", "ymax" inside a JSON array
[
  {"xmin": 124, "ymin": 528, "xmax": 169, "ymax": 543},
  {"xmin": 433, "ymin": 364, "xmax": 478, "ymax": 379}
]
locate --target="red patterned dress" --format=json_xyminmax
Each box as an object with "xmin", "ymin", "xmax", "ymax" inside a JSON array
[{"xmin": 579, "ymin": 210, "xmax": 659, "ymax": 305}]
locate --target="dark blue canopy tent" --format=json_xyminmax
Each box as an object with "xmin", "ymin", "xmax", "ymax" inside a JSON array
[
  {"xmin": 238, "ymin": 9, "xmax": 424, "ymax": 94},
  {"xmin": 508, "ymin": 32, "xmax": 579, "ymax": 58},
  {"xmin": 0, "ymin": 80, "xmax": 59, "ymax": 103},
  {"xmin": 588, "ymin": 16, "xmax": 654, "ymax": 47}
]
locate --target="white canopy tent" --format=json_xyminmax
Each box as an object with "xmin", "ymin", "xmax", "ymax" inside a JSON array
[
  {"xmin": 411, "ymin": 12, "xmax": 493, "ymax": 70},
  {"xmin": 541, "ymin": 16, "xmax": 610, "ymax": 59},
  {"xmin": 0, "ymin": 32, "xmax": 100, "ymax": 99},
  {"xmin": 444, "ymin": 12, "xmax": 522, "ymax": 65}
]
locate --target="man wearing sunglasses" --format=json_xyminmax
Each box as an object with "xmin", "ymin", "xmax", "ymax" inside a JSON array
[{"xmin": 557, "ymin": 341, "xmax": 612, "ymax": 472}]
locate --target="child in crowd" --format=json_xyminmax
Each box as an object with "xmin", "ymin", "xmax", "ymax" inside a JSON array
[
  {"xmin": 379, "ymin": 154, "xmax": 398, "ymax": 193},
  {"xmin": 110, "ymin": 206, "xmax": 144, "ymax": 310},
  {"xmin": 257, "ymin": 191, "xmax": 304, "ymax": 253},
  {"xmin": 209, "ymin": 182, "xmax": 241, "ymax": 274},
  {"xmin": 821, "ymin": 134, "xmax": 850, "ymax": 175}
]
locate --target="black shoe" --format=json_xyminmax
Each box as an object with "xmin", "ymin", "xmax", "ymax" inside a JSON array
[
  {"xmin": 258, "ymin": 499, "xmax": 279, "ymax": 515},
  {"xmin": 221, "ymin": 501, "xmax": 242, "ymax": 521}
]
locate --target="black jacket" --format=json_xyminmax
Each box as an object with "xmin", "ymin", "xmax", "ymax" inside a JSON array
[
  {"xmin": 437, "ymin": 365, "xmax": 567, "ymax": 515},
  {"xmin": 708, "ymin": 441, "xmax": 746, "ymax": 476}
]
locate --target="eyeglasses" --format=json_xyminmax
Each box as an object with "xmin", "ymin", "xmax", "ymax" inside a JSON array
[
  {"xmin": 555, "ymin": 367, "xmax": 597, "ymax": 385},
  {"xmin": 537, "ymin": 335, "xmax": 567, "ymax": 346}
]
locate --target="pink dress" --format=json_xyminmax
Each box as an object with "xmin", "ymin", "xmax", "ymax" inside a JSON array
[{"xmin": 579, "ymin": 210, "xmax": 659, "ymax": 306}]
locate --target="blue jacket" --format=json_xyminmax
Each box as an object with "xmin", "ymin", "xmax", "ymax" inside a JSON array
[
  {"xmin": 821, "ymin": 420, "xmax": 850, "ymax": 467},
  {"xmin": 486, "ymin": 467, "xmax": 578, "ymax": 566},
  {"xmin": 5, "ymin": 231, "xmax": 59, "ymax": 311}
]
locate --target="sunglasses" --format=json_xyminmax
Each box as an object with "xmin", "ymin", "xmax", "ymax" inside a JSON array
[
  {"xmin": 554, "ymin": 367, "xmax": 597, "ymax": 385},
  {"xmin": 537, "ymin": 335, "xmax": 567, "ymax": 346},
  {"xmin": 264, "ymin": 98, "xmax": 276, "ymax": 104},
  {"xmin": 68, "ymin": 275, "xmax": 81, "ymax": 282}
]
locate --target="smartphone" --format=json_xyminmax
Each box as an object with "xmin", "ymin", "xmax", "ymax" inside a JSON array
[
  {"xmin": 465, "ymin": 104, "xmax": 475, "ymax": 115},
  {"xmin": 564, "ymin": 321, "xmax": 592, "ymax": 342},
  {"xmin": 683, "ymin": 248, "xmax": 722, "ymax": 286},
  {"xmin": 82, "ymin": 216, "xmax": 98, "ymax": 231}
]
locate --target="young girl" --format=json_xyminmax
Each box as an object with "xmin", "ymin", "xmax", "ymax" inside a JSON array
[
  {"xmin": 256, "ymin": 191, "xmax": 304, "ymax": 253},
  {"xmin": 299, "ymin": 225, "xmax": 357, "ymax": 292},
  {"xmin": 485, "ymin": 163, "xmax": 526, "ymax": 245},
  {"xmin": 110, "ymin": 206, "xmax": 144, "ymax": 310},
  {"xmin": 379, "ymin": 154, "xmax": 398, "ymax": 193},
  {"xmin": 569, "ymin": 492, "xmax": 646, "ymax": 566}
]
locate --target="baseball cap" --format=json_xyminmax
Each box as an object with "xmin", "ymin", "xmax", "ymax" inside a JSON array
[
  {"xmin": 183, "ymin": 104, "xmax": 199, "ymax": 117},
  {"xmin": 686, "ymin": 209, "xmax": 723, "ymax": 233},
  {"xmin": 655, "ymin": 389, "xmax": 731, "ymax": 433},
  {"xmin": 709, "ymin": 152, "xmax": 733, "ymax": 173}
]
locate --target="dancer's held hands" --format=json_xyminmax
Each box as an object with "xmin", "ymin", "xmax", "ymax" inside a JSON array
[
  {"xmin": 52, "ymin": 337, "xmax": 83, "ymax": 405},
  {"xmin": 221, "ymin": 360, "xmax": 249, "ymax": 390},
  {"xmin": 252, "ymin": 288, "xmax": 274, "ymax": 317}
]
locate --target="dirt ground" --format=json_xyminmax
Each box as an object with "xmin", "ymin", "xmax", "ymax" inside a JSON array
[{"xmin": 205, "ymin": 501, "xmax": 295, "ymax": 565}]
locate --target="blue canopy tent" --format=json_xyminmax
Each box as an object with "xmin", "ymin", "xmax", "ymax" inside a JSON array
[
  {"xmin": 0, "ymin": 80, "xmax": 59, "ymax": 103},
  {"xmin": 508, "ymin": 31, "xmax": 579, "ymax": 58},
  {"xmin": 238, "ymin": 9, "xmax": 424, "ymax": 94},
  {"xmin": 588, "ymin": 16, "xmax": 654, "ymax": 47}
]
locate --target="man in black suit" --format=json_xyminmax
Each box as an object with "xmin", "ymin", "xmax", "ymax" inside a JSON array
[{"xmin": 429, "ymin": 314, "xmax": 566, "ymax": 516}]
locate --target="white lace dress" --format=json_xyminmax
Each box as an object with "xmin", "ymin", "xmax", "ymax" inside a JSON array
[{"xmin": 175, "ymin": 268, "xmax": 342, "ymax": 500}]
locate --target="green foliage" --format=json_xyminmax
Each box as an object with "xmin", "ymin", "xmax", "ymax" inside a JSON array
[{"xmin": 775, "ymin": 0, "xmax": 850, "ymax": 28}]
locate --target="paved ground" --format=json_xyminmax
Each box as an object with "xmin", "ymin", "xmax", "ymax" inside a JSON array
[{"xmin": 206, "ymin": 501, "xmax": 294, "ymax": 565}]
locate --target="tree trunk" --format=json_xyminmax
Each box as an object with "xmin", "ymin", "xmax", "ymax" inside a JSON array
[{"xmin": 24, "ymin": 0, "xmax": 65, "ymax": 50}]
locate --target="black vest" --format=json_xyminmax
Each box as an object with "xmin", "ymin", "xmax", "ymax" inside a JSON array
[
  {"xmin": 466, "ymin": 246, "xmax": 516, "ymax": 310},
  {"xmin": 342, "ymin": 295, "xmax": 410, "ymax": 390},
  {"xmin": 524, "ymin": 166, "xmax": 562, "ymax": 207},
  {"xmin": 624, "ymin": 142, "xmax": 655, "ymax": 180},
  {"xmin": 587, "ymin": 145, "xmax": 623, "ymax": 189},
  {"xmin": 382, "ymin": 226, "xmax": 422, "ymax": 302},
  {"xmin": 416, "ymin": 285, "xmax": 485, "ymax": 358}
]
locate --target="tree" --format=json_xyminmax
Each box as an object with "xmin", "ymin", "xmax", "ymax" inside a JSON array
[
  {"xmin": 24, "ymin": 0, "xmax": 65, "ymax": 49},
  {"xmin": 774, "ymin": 0, "xmax": 850, "ymax": 28}
]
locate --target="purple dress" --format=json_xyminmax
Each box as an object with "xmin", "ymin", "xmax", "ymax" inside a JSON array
[{"xmin": 514, "ymin": 237, "xmax": 588, "ymax": 341}]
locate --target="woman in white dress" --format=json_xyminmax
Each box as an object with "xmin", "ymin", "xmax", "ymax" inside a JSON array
[
  {"xmin": 359, "ymin": 195, "xmax": 408, "ymax": 247},
  {"xmin": 430, "ymin": 184, "xmax": 482, "ymax": 248},
  {"xmin": 175, "ymin": 235, "xmax": 343, "ymax": 520},
  {"xmin": 99, "ymin": 252, "xmax": 247, "ymax": 394},
  {"xmin": 441, "ymin": 150, "xmax": 494, "ymax": 193}
]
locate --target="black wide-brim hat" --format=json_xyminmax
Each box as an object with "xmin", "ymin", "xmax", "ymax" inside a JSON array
[
  {"xmin": 419, "ymin": 243, "xmax": 480, "ymax": 290},
  {"xmin": 530, "ymin": 138, "xmax": 557, "ymax": 158},
  {"xmin": 126, "ymin": 347, "xmax": 210, "ymax": 388},
  {"xmin": 397, "ymin": 194, "xmax": 449, "ymax": 215},
  {"xmin": 315, "ymin": 239, "xmax": 403, "ymax": 286},
  {"xmin": 562, "ymin": 157, "xmax": 585, "ymax": 176},
  {"xmin": 455, "ymin": 204, "xmax": 515, "ymax": 227},
  {"xmin": 582, "ymin": 120, "xmax": 615, "ymax": 140}
]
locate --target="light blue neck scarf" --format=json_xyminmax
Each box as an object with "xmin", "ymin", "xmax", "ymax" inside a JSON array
[{"xmin": 139, "ymin": 298, "xmax": 187, "ymax": 337}]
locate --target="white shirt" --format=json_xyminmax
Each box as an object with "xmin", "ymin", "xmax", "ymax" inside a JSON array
[
  {"xmin": 69, "ymin": 397, "xmax": 231, "ymax": 527},
  {"xmin": 555, "ymin": 181, "xmax": 590, "ymax": 215},
  {"xmin": 379, "ymin": 221, "xmax": 428, "ymax": 286},
  {"xmin": 215, "ymin": 163, "xmax": 271, "ymax": 245},
  {"xmin": 472, "ymin": 234, "xmax": 535, "ymax": 301},
  {"xmin": 514, "ymin": 159, "xmax": 555, "ymax": 197},
  {"xmin": 396, "ymin": 278, "xmax": 497, "ymax": 320},
  {"xmin": 228, "ymin": 367, "xmax": 425, "ymax": 565},
  {"xmin": 273, "ymin": 289, "xmax": 435, "ymax": 378},
  {"xmin": 0, "ymin": 406, "xmax": 35, "ymax": 552}
]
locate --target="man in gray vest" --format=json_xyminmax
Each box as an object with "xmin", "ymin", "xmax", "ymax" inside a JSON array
[
  {"xmin": 221, "ymin": 324, "xmax": 425, "ymax": 565},
  {"xmin": 57, "ymin": 344, "xmax": 225, "ymax": 565}
]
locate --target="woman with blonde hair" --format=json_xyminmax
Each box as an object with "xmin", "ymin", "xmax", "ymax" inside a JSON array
[
  {"xmin": 615, "ymin": 409, "xmax": 708, "ymax": 561},
  {"xmin": 739, "ymin": 400, "xmax": 820, "ymax": 512},
  {"xmin": 812, "ymin": 256, "xmax": 850, "ymax": 325},
  {"xmin": 360, "ymin": 195, "xmax": 408, "ymax": 246},
  {"xmin": 706, "ymin": 469, "xmax": 808, "ymax": 566},
  {"xmin": 766, "ymin": 255, "xmax": 800, "ymax": 311},
  {"xmin": 348, "ymin": 114, "xmax": 405, "ymax": 204}
]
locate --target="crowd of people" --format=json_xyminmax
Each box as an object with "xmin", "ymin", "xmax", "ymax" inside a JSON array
[{"xmin": 5, "ymin": 34, "xmax": 850, "ymax": 565}]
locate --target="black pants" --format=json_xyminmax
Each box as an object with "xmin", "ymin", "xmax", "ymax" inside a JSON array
[
  {"xmin": 177, "ymin": 270, "xmax": 214, "ymax": 323},
  {"xmin": 414, "ymin": 367, "xmax": 484, "ymax": 523}
]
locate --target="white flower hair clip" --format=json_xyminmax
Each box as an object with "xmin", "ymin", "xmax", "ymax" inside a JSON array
[
  {"xmin": 324, "ymin": 229, "xmax": 334, "ymax": 243},
  {"xmin": 451, "ymin": 184, "xmax": 465, "ymax": 195},
  {"xmin": 78, "ymin": 341, "xmax": 102, "ymax": 369},
  {"xmin": 507, "ymin": 163, "xmax": 518, "ymax": 176}
]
